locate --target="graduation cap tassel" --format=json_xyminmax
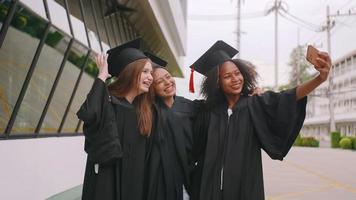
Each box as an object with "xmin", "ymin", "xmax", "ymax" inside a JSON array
[{"xmin": 189, "ymin": 66, "xmax": 195, "ymax": 93}]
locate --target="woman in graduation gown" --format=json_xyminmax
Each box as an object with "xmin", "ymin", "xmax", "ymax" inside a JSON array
[
  {"xmin": 77, "ymin": 38, "xmax": 154, "ymax": 200},
  {"xmin": 151, "ymin": 55, "xmax": 261, "ymax": 199},
  {"xmin": 142, "ymin": 53, "xmax": 194, "ymax": 200},
  {"xmin": 150, "ymin": 59, "xmax": 201, "ymax": 198},
  {"xmin": 77, "ymin": 39, "xmax": 190, "ymax": 200},
  {"xmin": 189, "ymin": 40, "xmax": 331, "ymax": 200}
]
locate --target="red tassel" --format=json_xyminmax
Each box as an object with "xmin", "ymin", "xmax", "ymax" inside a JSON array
[{"xmin": 189, "ymin": 66, "xmax": 195, "ymax": 93}]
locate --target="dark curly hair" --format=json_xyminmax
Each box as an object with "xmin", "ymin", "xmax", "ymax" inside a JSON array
[{"xmin": 201, "ymin": 59, "xmax": 258, "ymax": 108}]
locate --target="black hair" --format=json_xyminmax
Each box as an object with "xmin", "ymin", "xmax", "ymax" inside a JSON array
[{"xmin": 201, "ymin": 59, "xmax": 258, "ymax": 108}]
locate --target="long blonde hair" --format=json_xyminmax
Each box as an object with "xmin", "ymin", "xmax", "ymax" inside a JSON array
[{"xmin": 108, "ymin": 58, "xmax": 153, "ymax": 136}]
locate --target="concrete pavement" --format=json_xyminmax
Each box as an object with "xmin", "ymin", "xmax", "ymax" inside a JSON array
[{"xmin": 263, "ymin": 147, "xmax": 356, "ymax": 200}]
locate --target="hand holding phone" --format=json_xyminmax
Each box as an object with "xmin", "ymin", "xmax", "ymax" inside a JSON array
[
  {"xmin": 306, "ymin": 45, "xmax": 319, "ymax": 67},
  {"xmin": 306, "ymin": 45, "xmax": 332, "ymax": 82}
]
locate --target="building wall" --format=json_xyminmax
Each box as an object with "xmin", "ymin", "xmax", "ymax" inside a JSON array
[
  {"xmin": 0, "ymin": 137, "xmax": 86, "ymax": 200},
  {"xmin": 302, "ymin": 50, "xmax": 356, "ymax": 138}
]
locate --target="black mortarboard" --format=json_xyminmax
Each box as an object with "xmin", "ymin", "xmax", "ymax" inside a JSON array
[
  {"xmin": 144, "ymin": 52, "xmax": 168, "ymax": 68},
  {"xmin": 107, "ymin": 38, "xmax": 147, "ymax": 76},
  {"xmin": 190, "ymin": 40, "xmax": 239, "ymax": 76},
  {"xmin": 188, "ymin": 40, "xmax": 239, "ymax": 93}
]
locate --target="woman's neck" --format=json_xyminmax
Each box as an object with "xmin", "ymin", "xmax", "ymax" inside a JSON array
[
  {"xmin": 163, "ymin": 96, "xmax": 174, "ymax": 108},
  {"xmin": 225, "ymin": 94, "xmax": 241, "ymax": 109},
  {"xmin": 125, "ymin": 90, "xmax": 138, "ymax": 104}
]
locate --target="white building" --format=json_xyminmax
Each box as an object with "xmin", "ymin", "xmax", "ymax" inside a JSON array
[{"xmin": 302, "ymin": 50, "xmax": 356, "ymax": 139}]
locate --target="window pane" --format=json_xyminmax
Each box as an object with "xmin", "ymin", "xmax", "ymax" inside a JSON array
[
  {"xmin": 61, "ymin": 0, "xmax": 89, "ymax": 48},
  {"xmin": 20, "ymin": 0, "xmax": 47, "ymax": 19},
  {"xmin": 47, "ymin": 0, "xmax": 71, "ymax": 36},
  {"xmin": 40, "ymin": 42, "xmax": 89, "ymax": 133},
  {"xmin": 11, "ymin": 27, "xmax": 70, "ymax": 134},
  {"xmin": 0, "ymin": 3, "xmax": 47, "ymax": 133},
  {"xmin": 62, "ymin": 56, "xmax": 95, "ymax": 132}
]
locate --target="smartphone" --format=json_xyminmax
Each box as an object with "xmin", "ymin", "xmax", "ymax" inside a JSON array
[{"xmin": 306, "ymin": 45, "xmax": 319, "ymax": 66}]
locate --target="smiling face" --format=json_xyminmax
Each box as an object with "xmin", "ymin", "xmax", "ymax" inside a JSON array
[
  {"xmin": 219, "ymin": 61, "xmax": 244, "ymax": 97},
  {"xmin": 152, "ymin": 68, "xmax": 176, "ymax": 99},
  {"xmin": 137, "ymin": 61, "xmax": 153, "ymax": 94}
]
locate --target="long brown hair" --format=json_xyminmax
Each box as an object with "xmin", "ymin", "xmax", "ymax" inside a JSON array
[{"xmin": 108, "ymin": 58, "xmax": 154, "ymax": 136}]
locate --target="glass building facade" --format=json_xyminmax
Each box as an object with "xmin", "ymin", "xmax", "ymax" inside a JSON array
[{"xmin": 0, "ymin": 0, "xmax": 184, "ymax": 139}]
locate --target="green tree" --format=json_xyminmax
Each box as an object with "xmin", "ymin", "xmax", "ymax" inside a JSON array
[{"xmin": 288, "ymin": 45, "xmax": 313, "ymax": 87}]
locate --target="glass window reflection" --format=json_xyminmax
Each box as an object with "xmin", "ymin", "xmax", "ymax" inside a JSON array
[
  {"xmin": 12, "ymin": 27, "xmax": 70, "ymax": 134},
  {"xmin": 40, "ymin": 42, "xmax": 90, "ymax": 133},
  {"xmin": 0, "ymin": 4, "xmax": 47, "ymax": 133}
]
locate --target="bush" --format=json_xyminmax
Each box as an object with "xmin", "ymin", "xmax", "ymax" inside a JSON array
[
  {"xmin": 301, "ymin": 137, "xmax": 319, "ymax": 147},
  {"xmin": 294, "ymin": 135, "xmax": 319, "ymax": 148},
  {"xmin": 0, "ymin": 7, "xmax": 7, "ymax": 21},
  {"xmin": 353, "ymin": 138, "xmax": 356, "ymax": 150},
  {"xmin": 347, "ymin": 137, "xmax": 356, "ymax": 150},
  {"xmin": 294, "ymin": 134, "xmax": 302, "ymax": 146},
  {"xmin": 14, "ymin": 15, "xmax": 28, "ymax": 29},
  {"xmin": 85, "ymin": 60, "xmax": 98, "ymax": 78},
  {"xmin": 339, "ymin": 137, "xmax": 352, "ymax": 149},
  {"xmin": 45, "ymin": 31, "xmax": 63, "ymax": 47},
  {"xmin": 331, "ymin": 131, "xmax": 341, "ymax": 148},
  {"xmin": 68, "ymin": 51, "xmax": 80, "ymax": 66}
]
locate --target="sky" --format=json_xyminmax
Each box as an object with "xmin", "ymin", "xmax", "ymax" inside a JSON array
[{"xmin": 178, "ymin": 0, "xmax": 356, "ymax": 99}]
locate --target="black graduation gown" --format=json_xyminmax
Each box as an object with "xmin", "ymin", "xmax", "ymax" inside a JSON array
[
  {"xmin": 78, "ymin": 78, "xmax": 151, "ymax": 200},
  {"xmin": 191, "ymin": 88, "xmax": 307, "ymax": 200},
  {"xmin": 149, "ymin": 97, "xmax": 193, "ymax": 198},
  {"xmin": 77, "ymin": 78, "xmax": 191, "ymax": 200},
  {"xmin": 171, "ymin": 96, "xmax": 200, "ymax": 170},
  {"xmin": 77, "ymin": 78, "xmax": 122, "ymax": 200}
]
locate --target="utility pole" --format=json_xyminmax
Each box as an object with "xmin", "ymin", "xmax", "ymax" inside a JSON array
[
  {"xmin": 326, "ymin": 6, "xmax": 336, "ymax": 133},
  {"xmin": 236, "ymin": 0, "xmax": 241, "ymax": 57},
  {"xmin": 296, "ymin": 28, "xmax": 300, "ymax": 85},
  {"xmin": 274, "ymin": 0, "xmax": 279, "ymax": 90},
  {"xmin": 265, "ymin": 0, "xmax": 283, "ymax": 90}
]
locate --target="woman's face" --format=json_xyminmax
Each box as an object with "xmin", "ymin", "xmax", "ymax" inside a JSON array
[
  {"xmin": 138, "ymin": 61, "xmax": 153, "ymax": 94},
  {"xmin": 152, "ymin": 68, "xmax": 176, "ymax": 98},
  {"xmin": 219, "ymin": 61, "xmax": 244, "ymax": 96}
]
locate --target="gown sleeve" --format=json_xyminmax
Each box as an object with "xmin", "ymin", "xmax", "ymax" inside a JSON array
[
  {"xmin": 248, "ymin": 87, "xmax": 307, "ymax": 160},
  {"xmin": 191, "ymin": 108, "xmax": 210, "ymax": 163},
  {"xmin": 77, "ymin": 78, "xmax": 122, "ymax": 164}
]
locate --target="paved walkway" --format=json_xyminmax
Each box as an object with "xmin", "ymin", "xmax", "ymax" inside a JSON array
[{"xmin": 263, "ymin": 147, "xmax": 356, "ymax": 200}]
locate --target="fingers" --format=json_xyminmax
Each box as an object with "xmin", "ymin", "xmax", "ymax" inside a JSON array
[
  {"xmin": 315, "ymin": 57, "xmax": 330, "ymax": 70},
  {"xmin": 317, "ymin": 51, "xmax": 332, "ymax": 65},
  {"xmin": 315, "ymin": 57, "xmax": 330, "ymax": 81},
  {"xmin": 95, "ymin": 52, "xmax": 108, "ymax": 67},
  {"xmin": 104, "ymin": 53, "xmax": 108, "ymax": 63},
  {"xmin": 249, "ymin": 87, "xmax": 264, "ymax": 96}
]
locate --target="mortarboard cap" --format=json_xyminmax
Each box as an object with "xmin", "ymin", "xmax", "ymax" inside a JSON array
[
  {"xmin": 188, "ymin": 40, "xmax": 239, "ymax": 93},
  {"xmin": 144, "ymin": 52, "xmax": 168, "ymax": 68},
  {"xmin": 190, "ymin": 40, "xmax": 239, "ymax": 76},
  {"xmin": 107, "ymin": 38, "xmax": 147, "ymax": 76}
]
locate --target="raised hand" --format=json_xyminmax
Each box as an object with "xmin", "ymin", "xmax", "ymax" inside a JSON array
[
  {"xmin": 314, "ymin": 51, "xmax": 332, "ymax": 82},
  {"xmin": 249, "ymin": 87, "xmax": 264, "ymax": 96},
  {"xmin": 95, "ymin": 53, "xmax": 111, "ymax": 81}
]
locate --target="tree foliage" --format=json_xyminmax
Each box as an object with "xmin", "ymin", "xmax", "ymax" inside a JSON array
[{"xmin": 288, "ymin": 45, "xmax": 314, "ymax": 87}]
